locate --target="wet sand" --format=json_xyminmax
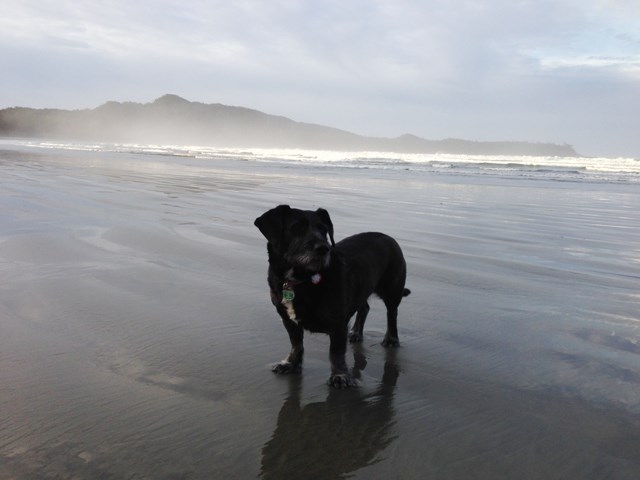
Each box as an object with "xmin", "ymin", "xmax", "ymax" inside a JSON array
[{"xmin": 1, "ymin": 146, "xmax": 639, "ymax": 479}]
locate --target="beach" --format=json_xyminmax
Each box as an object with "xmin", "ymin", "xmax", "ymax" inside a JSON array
[{"xmin": 1, "ymin": 142, "xmax": 639, "ymax": 479}]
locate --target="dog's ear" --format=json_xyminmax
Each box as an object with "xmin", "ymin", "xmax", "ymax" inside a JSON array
[
  {"xmin": 315, "ymin": 208, "xmax": 335, "ymax": 247},
  {"xmin": 254, "ymin": 205, "xmax": 291, "ymax": 250}
]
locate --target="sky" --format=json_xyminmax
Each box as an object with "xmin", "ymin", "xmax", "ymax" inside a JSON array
[{"xmin": 1, "ymin": 0, "xmax": 639, "ymax": 158}]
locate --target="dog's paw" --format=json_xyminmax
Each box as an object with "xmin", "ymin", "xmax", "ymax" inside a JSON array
[
  {"xmin": 348, "ymin": 331, "xmax": 363, "ymax": 343},
  {"xmin": 381, "ymin": 335, "xmax": 400, "ymax": 348},
  {"xmin": 327, "ymin": 373, "xmax": 359, "ymax": 389},
  {"xmin": 272, "ymin": 361, "xmax": 302, "ymax": 374}
]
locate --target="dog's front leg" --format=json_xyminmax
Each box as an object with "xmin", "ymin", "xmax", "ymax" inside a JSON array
[
  {"xmin": 273, "ymin": 312, "xmax": 304, "ymax": 374},
  {"xmin": 327, "ymin": 326, "xmax": 358, "ymax": 388}
]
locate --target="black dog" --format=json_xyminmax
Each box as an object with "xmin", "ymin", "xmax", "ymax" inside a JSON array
[{"xmin": 254, "ymin": 205, "xmax": 410, "ymax": 388}]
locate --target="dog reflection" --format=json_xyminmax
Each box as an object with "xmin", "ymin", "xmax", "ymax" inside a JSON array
[{"xmin": 260, "ymin": 350, "xmax": 400, "ymax": 480}]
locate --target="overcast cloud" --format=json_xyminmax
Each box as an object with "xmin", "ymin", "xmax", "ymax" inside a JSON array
[{"xmin": 1, "ymin": 0, "xmax": 639, "ymax": 157}]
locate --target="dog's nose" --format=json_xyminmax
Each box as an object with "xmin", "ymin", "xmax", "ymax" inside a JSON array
[{"xmin": 315, "ymin": 245, "xmax": 330, "ymax": 255}]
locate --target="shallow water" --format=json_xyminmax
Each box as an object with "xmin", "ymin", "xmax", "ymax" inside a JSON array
[{"xmin": 1, "ymin": 145, "xmax": 639, "ymax": 478}]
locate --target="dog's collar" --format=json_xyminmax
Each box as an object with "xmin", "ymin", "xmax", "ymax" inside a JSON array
[
  {"xmin": 282, "ymin": 273, "xmax": 322, "ymax": 302},
  {"xmin": 283, "ymin": 273, "xmax": 322, "ymax": 289}
]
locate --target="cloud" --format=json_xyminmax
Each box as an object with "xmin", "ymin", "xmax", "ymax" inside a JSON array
[{"xmin": 1, "ymin": 1, "xmax": 632, "ymax": 85}]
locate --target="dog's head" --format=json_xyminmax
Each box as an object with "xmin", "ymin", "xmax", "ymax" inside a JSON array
[{"xmin": 254, "ymin": 205, "xmax": 335, "ymax": 274}]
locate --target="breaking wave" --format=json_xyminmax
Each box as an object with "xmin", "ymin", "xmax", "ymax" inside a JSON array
[{"xmin": 4, "ymin": 139, "xmax": 639, "ymax": 184}]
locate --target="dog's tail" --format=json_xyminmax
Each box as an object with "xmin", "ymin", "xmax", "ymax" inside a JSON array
[{"xmin": 403, "ymin": 288, "xmax": 411, "ymax": 297}]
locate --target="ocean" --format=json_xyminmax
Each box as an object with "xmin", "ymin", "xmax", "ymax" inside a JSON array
[{"xmin": 1, "ymin": 137, "xmax": 639, "ymax": 479}]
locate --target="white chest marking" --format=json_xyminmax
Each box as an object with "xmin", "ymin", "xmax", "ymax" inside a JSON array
[{"xmin": 283, "ymin": 299, "xmax": 298, "ymax": 324}]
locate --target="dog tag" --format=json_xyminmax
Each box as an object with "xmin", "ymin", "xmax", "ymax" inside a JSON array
[{"xmin": 282, "ymin": 289, "xmax": 295, "ymax": 302}]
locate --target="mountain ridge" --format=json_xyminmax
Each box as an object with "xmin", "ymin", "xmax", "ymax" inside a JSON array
[{"xmin": 0, "ymin": 94, "xmax": 579, "ymax": 157}]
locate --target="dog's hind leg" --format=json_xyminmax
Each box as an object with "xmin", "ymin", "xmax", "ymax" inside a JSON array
[
  {"xmin": 349, "ymin": 302, "xmax": 370, "ymax": 343},
  {"xmin": 273, "ymin": 313, "xmax": 305, "ymax": 374},
  {"xmin": 379, "ymin": 273, "xmax": 409, "ymax": 347},
  {"xmin": 381, "ymin": 299, "xmax": 400, "ymax": 347}
]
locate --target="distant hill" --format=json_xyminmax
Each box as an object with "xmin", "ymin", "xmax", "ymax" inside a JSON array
[{"xmin": 0, "ymin": 94, "xmax": 579, "ymax": 156}]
